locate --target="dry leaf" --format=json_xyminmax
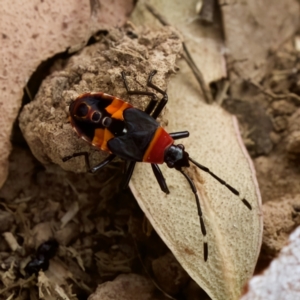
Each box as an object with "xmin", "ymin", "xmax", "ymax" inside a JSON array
[
  {"xmin": 129, "ymin": 2, "xmax": 263, "ymax": 299},
  {"xmin": 60, "ymin": 202, "xmax": 79, "ymax": 229},
  {"xmin": 88, "ymin": 274, "xmax": 157, "ymax": 300},
  {"xmin": 38, "ymin": 261, "xmax": 77, "ymax": 300},
  {"xmin": 2, "ymin": 232, "xmax": 21, "ymax": 252},
  {"xmin": 130, "ymin": 60, "xmax": 262, "ymax": 299}
]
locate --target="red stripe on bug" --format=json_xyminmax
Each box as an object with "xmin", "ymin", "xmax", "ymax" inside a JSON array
[{"xmin": 143, "ymin": 127, "xmax": 174, "ymax": 164}]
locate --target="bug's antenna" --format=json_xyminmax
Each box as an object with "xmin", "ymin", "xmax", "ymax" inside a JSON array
[
  {"xmin": 179, "ymin": 169, "xmax": 208, "ymax": 261},
  {"xmin": 188, "ymin": 157, "xmax": 252, "ymax": 210}
]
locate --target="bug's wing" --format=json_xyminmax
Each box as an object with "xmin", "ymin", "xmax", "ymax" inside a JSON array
[
  {"xmin": 129, "ymin": 68, "xmax": 263, "ymax": 300},
  {"xmin": 107, "ymin": 108, "xmax": 158, "ymax": 161}
]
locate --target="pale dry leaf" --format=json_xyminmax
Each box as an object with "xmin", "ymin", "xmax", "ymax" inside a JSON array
[
  {"xmin": 129, "ymin": 2, "xmax": 263, "ymax": 300},
  {"xmin": 30, "ymin": 222, "xmax": 54, "ymax": 249},
  {"xmin": 66, "ymin": 247, "xmax": 85, "ymax": 272},
  {"xmin": 6, "ymin": 293, "xmax": 14, "ymax": 300},
  {"xmin": 130, "ymin": 59, "xmax": 262, "ymax": 300},
  {"xmin": 2, "ymin": 232, "xmax": 21, "ymax": 252},
  {"xmin": 38, "ymin": 261, "xmax": 77, "ymax": 300},
  {"xmin": 1, "ymin": 261, "xmax": 16, "ymax": 287},
  {"xmin": 46, "ymin": 260, "xmax": 73, "ymax": 283},
  {"xmin": 295, "ymin": 35, "xmax": 300, "ymax": 52},
  {"xmin": 241, "ymin": 225, "xmax": 300, "ymax": 300},
  {"xmin": 38, "ymin": 272, "xmax": 52, "ymax": 299},
  {"xmin": 54, "ymin": 284, "xmax": 74, "ymax": 300},
  {"xmin": 0, "ymin": 0, "xmax": 134, "ymax": 188},
  {"xmin": 60, "ymin": 202, "xmax": 79, "ymax": 229}
]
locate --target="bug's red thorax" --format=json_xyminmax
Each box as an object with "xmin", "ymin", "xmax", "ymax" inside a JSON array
[{"xmin": 142, "ymin": 127, "xmax": 174, "ymax": 164}]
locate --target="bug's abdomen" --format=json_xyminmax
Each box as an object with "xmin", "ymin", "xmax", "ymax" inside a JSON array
[{"xmin": 142, "ymin": 127, "xmax": 174, "ymax": 164}]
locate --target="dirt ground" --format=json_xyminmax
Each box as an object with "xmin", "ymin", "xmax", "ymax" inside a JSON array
[{"xmin": 1, "ymin": 2, "xmax": 300, "ymax": 300}]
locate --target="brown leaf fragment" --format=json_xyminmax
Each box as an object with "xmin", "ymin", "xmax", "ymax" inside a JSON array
[
  {"xmin": 271, "ymin": 100, "xmax": 296, "ymax": 116},
  {"xmin": 220, "ymin": 0, "xmax": 300, "ymax": 82},
  {"xmin": 286, "ymin": 108, "xmax": 300, "ymax": 154},
  {"xmin": 1, "ymin": 261, "xmax": 16, "ymax": 288},
  {"xmin": 88, "ymin": 274, "xmax": 158, "ymax": 300},
  {"xmin": 152, "ymin": 252, "xmax": 189, "ymax": 296},
  {"xmin": 223, "ymin": 98, "xmax": 273, "ymax": 156},
  {"xmin": 0, "ymin": 210, "xmax": 14, "ymax": 233},
  {"xmin": 94, "ymin": 251, "xmax": 131, "ymax": 277},
  {"xmin": 54, "ymin": 223, "xmax": 80, "ymax": 246},
  {"xmin": 29, "ymin": 222, "xmax": 54, "ymax": 250},
  {"xmin": 2, "ymin": 232, "xmax": 21, "ymax": 252},
  {"xmin": 38, "ymin": 271, "xmax": 75, "ymax": 300}
]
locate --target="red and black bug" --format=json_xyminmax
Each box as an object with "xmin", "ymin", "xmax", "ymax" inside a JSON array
[{"xmin": 63, "ymin": 70, "xmax": 252, "ymax": 261}]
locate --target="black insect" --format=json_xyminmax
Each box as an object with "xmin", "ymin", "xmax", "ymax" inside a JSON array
[{"xmin": 24, "ymin": 239, "xmax": 59, "ymax": 276}]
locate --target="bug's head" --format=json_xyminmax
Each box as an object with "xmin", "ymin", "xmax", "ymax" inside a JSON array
[
  {"xmin": 164, "ymin": 144, "xmax": 190, "ymax": 170},
  {"xmin": 69, "ymin": 93, "xmax": 112, "ymax": 143},
  {"xmin": 70, "ymin": 95, "xmax": 105, "ymax": 125}
]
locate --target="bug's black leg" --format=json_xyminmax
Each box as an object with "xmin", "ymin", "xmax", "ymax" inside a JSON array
[
  {"xmin": 122, "ymin": 161, "xmax": 136, "ymax": 189},
  {"xmin": 151, "ymin": 164, "xmax": 170, "ymax": 194},
  {"xmin": 169, "ymin": 131, "xmax": 190, "ymax": 140},
  {"xmin": 189, "ymin": 157, "xmax": 252, "ymax": 210},
  {"xmin": 179, "ymin": 169, "xmax": 208, "ymax": 261},
  {"xmin": 121, "ymin": 71, "xmax": 158, "ymax": 114},
  {"xmin": 62, "ymin": 152, "xmax": 116, "ymax": 173},
  {"xmin": 62, "ymin": 152, "xmax": 91, "ymax": 170},
  {"xmin": 146, "ymin": 70, "xmax": 168, "ymax": 120},
  {"xmin": 89, "ymin": 154, "xmax": 116, "ymax": 173}
]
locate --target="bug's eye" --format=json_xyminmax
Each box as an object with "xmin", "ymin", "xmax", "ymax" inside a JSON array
[
  {"xmin": 91, "ymin": 111, "xmax": 101, "ymax": 123},
  {"xmin": 76, "ymin": 103, "xmax": 88, "ymax": 117}
]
